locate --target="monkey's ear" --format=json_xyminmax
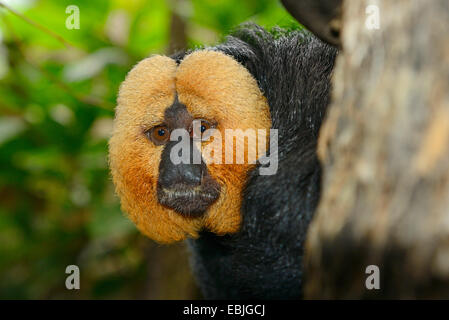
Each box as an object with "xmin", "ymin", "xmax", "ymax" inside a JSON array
[{"xmin": 281, "ymin": 0, "xmax": 342, "ymax": 48}]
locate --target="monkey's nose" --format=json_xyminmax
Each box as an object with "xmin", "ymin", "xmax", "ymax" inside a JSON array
[
  {"xmin": 158, "ymin": 139, "xmax": 205, "ymax": 189},
  {"xmin": 158, "ymin": 162, "xmax": 203, "ymax": 189}
]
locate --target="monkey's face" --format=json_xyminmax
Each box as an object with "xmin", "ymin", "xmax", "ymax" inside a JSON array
[{"xmin": 109, "ymin": 51, "xmax": 271, "ymax": 243}]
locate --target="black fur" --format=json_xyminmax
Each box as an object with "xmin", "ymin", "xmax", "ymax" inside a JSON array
[{"xmin": 184, "ymin": 24, "xmax": 337, "ymax": 299}]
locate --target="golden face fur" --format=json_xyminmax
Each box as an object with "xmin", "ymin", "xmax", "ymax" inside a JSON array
[{"xmin": 109, "ymin": 50, "xmax": 271, "ymax": 243}]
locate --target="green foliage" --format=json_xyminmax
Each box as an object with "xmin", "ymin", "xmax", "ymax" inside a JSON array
[{"xmin": 0, "ymin": 0, "xmax": 297, "ymax": 299}]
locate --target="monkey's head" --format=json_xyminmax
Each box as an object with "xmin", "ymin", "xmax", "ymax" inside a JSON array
[{"xmin": 109, "ymin": 50, "xmax": 271, "ymax": 243}]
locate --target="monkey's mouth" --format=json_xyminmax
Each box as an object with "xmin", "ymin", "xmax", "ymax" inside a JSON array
[{"xmin": 156, "ymin": 183, "xmax": 221, "ymax": 217}]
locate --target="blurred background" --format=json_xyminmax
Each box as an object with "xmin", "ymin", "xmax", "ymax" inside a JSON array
[{"xmin": 0, "ymin": 0, "xmax": 298, "ymax": 299}]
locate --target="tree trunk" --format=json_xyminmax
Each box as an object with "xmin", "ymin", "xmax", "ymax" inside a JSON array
[
  {"xmin": 305, "ymin": 0, "xmax": 449, "ymax": 298},
  {"xmin": 167, "ymin": 0, "xmax": 188, "ymax": 55}
]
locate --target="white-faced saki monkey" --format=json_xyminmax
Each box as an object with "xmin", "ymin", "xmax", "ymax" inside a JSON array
[{"xmin": 108, "ymin": 0, "xmax": 342, "ymax": 298}]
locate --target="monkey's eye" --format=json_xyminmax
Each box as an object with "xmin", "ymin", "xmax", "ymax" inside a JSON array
[
  {"xmin": 147, "ymin": 125, "xmax": 170, "ymax": 145},
  {"xmin": 191, "ymin": 119, "xmax": 214, "ymax": 141}
]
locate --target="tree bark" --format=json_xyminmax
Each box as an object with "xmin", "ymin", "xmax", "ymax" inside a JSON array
[
  {"xmin": 305, "ymin": 0, "xmax": 449, "ymax": 298},
  {"xmin": 167, "ymin": 0, "xmax": 188, "ymax": 55}
]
